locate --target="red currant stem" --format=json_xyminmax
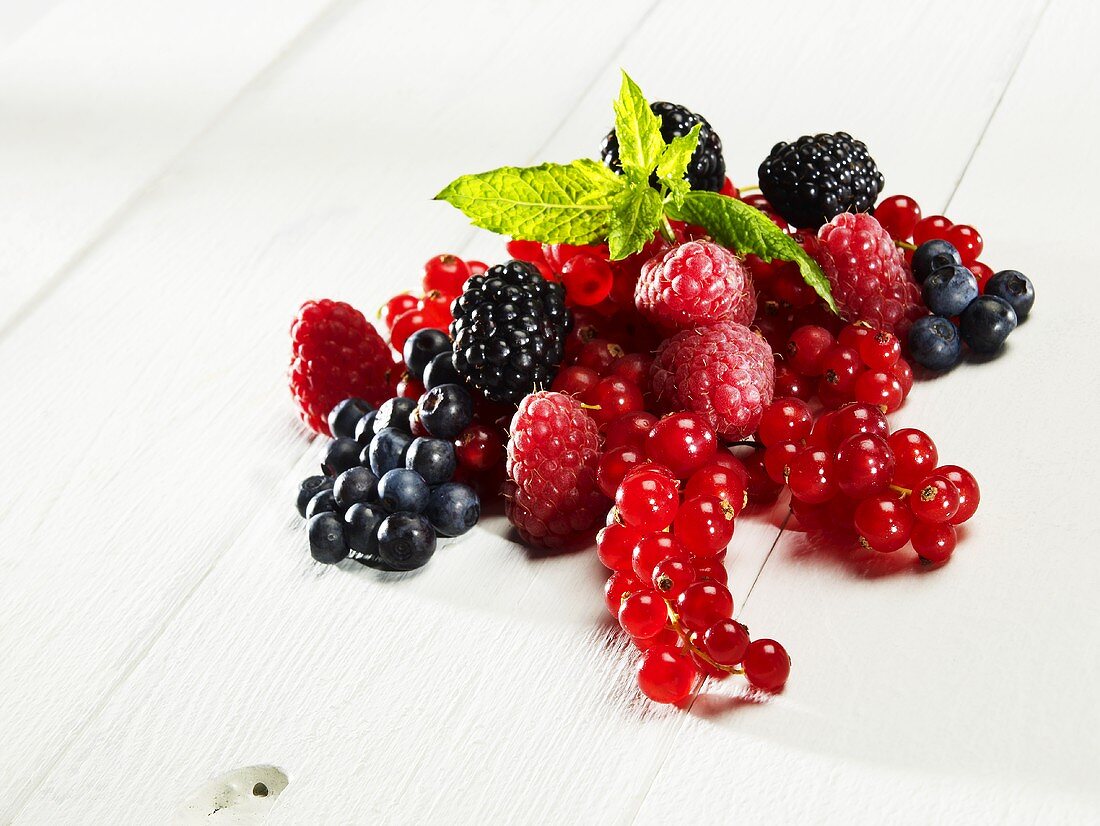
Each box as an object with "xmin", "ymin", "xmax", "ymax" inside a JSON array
[
  {"xmin": 664, "ymin": 601, "xmax": 744, "ymax": 676},
  {"xmin": 889, "ymin": 483, "xmax": 913, "ymax": 497},
  {"xmin": 895, "ymin": 240, "xmax": 917, "ymax": 251},
  {"xmin": 658, "ymin": 216, "xmax": 677, "ymax": 244},
  {"xmin": 738, "ymin": 184, "xmax": 761, "ymax": 194},
  {"xmin": 579, "ymin": 402, "xmax": 602, "ymax": 411}
]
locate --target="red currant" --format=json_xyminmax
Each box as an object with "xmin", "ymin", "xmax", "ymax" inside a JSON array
[
  {"xmin": 819, "ymin": 345, "xmax": 861, "ymax": 395},
  {"xmin": 757, "ymin": 398, "xmax": 813, "ymax": 446},
  {"xmin": 787, "ymin": 448, "xmax": 837, "ymax": 504},
  {"xmin": 596, "ymin": 523, "xmax": 643, "ymax": 571},
  {"xmin": 771, "ymin": 266, "xmax": 817, "ymax": 307},
  {"xmin": 506, "ymin": 238, "xmax": 545, "ymax": 263},
  {"xmin": 585, "ymin": 376, "xmax": 644, "ymax": 427},
  {"xmin": 892, "ymin": 359, "xmax": 914, "ymax": 396},
  {"xmin": 742, "ymin": 448, "xmax": 782, "ymax": 503},
  {"xmin": 764, "ymin": 440, "xmax": 801, "ymax": 484},
  {"xmin": 609, "ymin": 352, "xmax": 652, "ymax": 387},
  {"xmin": 553, "ymin": 365, "xmax": 600, "ymax": 397},
  {"xmin": 888, "ymin": 429, "xmax": 938, "ymax": 487},
  {"xmin": 854, "ymin": 493, "xmax": 913, "ymax": 552},
  {"xmin": 631, "ymin": 626, "xmax": 682, "ymax": 652},
  {"xmin": 693, "ymin": 559, "xmax": 728, "ymax": 585},
  {"xmin": 604, "ymin": 412, "xmax": 658, "ymax": 451},
  {"xmin": 675, "ymin": 581, "xmax": 734, "ymax": 632},
  {"xmin": 390, "ymin": 309, "xmax": 448, "ymax": 354},
  {"xmin": 837, "ymin": 322, "xmax": 874, "ymax": 350},
  {"xmin": 674, "ymin": 496, "xmax": 735, "ymax": 556},
  {"xmin": 910, "ymin": 474, "xmax": 961, "ymax": 523},
  {"xmin": 466, "ymin": 260, "xmax": 488, "ymax": 276},
  {"xmin": 619, "ymin": 590, "xmax": 668, "ymax": 639},
  {"xmin": 911, "ymin": 520, "xmax": 957, "ymax": 564},
  {"xmin": 912, "ymin": 215, "xmax": 953, "ymax": 246},
  {"xmin": 829, "ymin": 402, "xmax": 889, "ymax": 443},
  {"xmin": 604, "ymin": 572, "xmax": 642, "ymax": 616},
  {"xmin": 561, "ymin": 255, "xmax": 614, "ymax": 306},
  {"xmin": 597, "ymin": 446, "xmax": 646, "ymax": 499},
  {"xmin": 646, "ymin": 413, "xmax": 718, "ymax": 478},
  {"xmin": 774, "ymin": 364, "xmax": 814, "ymax": 402},
  {"xmin": 455, "ymin": 423, "xmax": 503, "ymax": 473},
  {"xmin": 383, "ymin": 293, "xmax": 419, "ymax": 330},
  {"xmin": 743, "ymin": 639, "xmax": 790, "ymax": 692},
  {"xmin": 834, "ymin": 433, "xmax": 896, "ymax": 498},
  {"xmin": 637, "ymin": 645, "xmax": 699, "ymax": 704},
  {"xmin": 632, "ymin": 532, "xmax": 688, "ymax": 581},
  {"xmin": 944, "ymin": 224, "xmax": 983, "ymax": 265},
  {"xmin": 874, "ymin": 194, "xmax": 922, "ymax": 241},
  {"xmin": 684, "ymin": 463, "xmax": 748, "ymax": 515},
  {"xmin": 970, "ymin": 261, "xmax": 994, "ymax": 292},
  {"xmin": 702, "ymin": 619, "xmax": 750, "ymax": 666},
  {"xmin": 859, "ymin": 330, "xmax": 901, "ymax": 370},
  {"xmin": 616, "ymin": 469, "xmax": 680, "ymax": 531},
  {"xmin": 422, "ymin": 253, "xmax": 470, "ymax": 296},
  {"xmin": 719, "ymin": 177, "xmax": 739, "ymax": 198},
  {"xmin": 575, "ymin": 339, "xmax": 624, "ymax": 375},
  {"xmin": 652, "ymin": 558, "xmax": 697, "ymax": 599},
  {"xmin": 854, "ymin": 370, "xmax": 904, "ymax": 412},
  {"xmin": 785, "ymin": 325, "xmax": 835, "ymax": 376},
  {"xmin": 396, "ymin": 376, "xmax": 425, "ymax": 399},
  {"xmin": 936, "ymin": 465, "xmax": 980, "ymax": 524}
]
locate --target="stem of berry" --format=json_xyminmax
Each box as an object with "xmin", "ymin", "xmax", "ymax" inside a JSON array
[
  {"xmin": 659, "ymin": 216, "xmax": 677, "ymax": 244},
  {"xmin": 895, "ymin": 240, "xmax": 917, "ymax": 251},
  {"xmin": 738, "ymin": 184, "xmax": 761, "ymax": 194},
  {"xmin": 889, "ymin": 483, "xmax": 913, "ymax": 497},
  {"xmin": 664, "ymin": 601, "xmax": 744, "ymax": 676}
]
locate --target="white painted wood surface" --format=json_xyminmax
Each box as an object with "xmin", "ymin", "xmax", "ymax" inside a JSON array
[{"xmin": 1, "ymin": 0, "xmax": 1096, "ymax": 823}]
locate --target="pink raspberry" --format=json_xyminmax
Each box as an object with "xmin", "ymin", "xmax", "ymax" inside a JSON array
[
  {"xmin": 635, "ymin": 240, "xmax": 756, "ymax": 330},
  {"xmin": 504, "ymin": 391, "xmax": 609, "ymax": 549},
  {"xmin": 810, "ymin": 212, "xmax": 924, "ymax": 335},
  {"xmin": 649, "ymin": 322, "xmax": 775, "ymax": 440}
]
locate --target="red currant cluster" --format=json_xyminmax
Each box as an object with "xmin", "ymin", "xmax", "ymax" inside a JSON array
[
  {"xmin": 756, "ymin": 398, "xmax": 980, "ymax": 564},
  {"xmin": 595, "ymin": 411, "xmax": 790, "ymax": 704},
  {"xmin": 382, "ymin": 254, "xmax": 488, "ymax": 359},
  {"xmin": 875, "ymin": 195, "xmax": 991, "ymax": 288}
]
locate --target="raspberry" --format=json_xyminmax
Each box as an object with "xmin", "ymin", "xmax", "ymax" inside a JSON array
[
  {"xmin": 811, "ymin": 212, "xmax": 924, "ymax": 335},
  {"xmin": 758, "ymin": 131, "xmax": 884, "ymax": 229},
  {"xmin": 289, "ymin": 299, "xmax": 397, "ymax": 435},
  {"xmin": 504, "ymin": 391, "xmax": 608, "ymax": 548},
  {"xmin": 649, "ymin": 322, "xmax": 775, "ymax": 440},
  {"xmin": 634, "ymin": 241, "xmax": 756, "ymax": 330}
]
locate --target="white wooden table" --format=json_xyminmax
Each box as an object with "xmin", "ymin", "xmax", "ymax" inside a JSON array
[{"xmin": 2, "ymin": 1, "xmax": 1098, "ymax": 823}]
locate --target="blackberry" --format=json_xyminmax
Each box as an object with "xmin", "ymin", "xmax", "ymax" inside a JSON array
[
  {"xmin": 600, "ymin": 101, "xmax": 726, "ymax": 192},
  {"xmin": 759, "ymin": 132, "xmax": 884, "ymax": 229},
  {"xmin": 450, "ymin": 260, "xmax": 570, "ymax": 404}
]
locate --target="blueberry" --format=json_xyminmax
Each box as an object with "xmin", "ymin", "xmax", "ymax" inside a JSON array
[
  {"xmin": 959, "ymin": 295, "xmax": 1017, "ymax": 354},
  {"xmin": 922, "ymin": 265, "xmax": 979, "ymax": 316},
  {"xmin": 353, "ymin": 410, "xmax": 378, "ymax": 445},
  {"xmin": 403, "ymin": 329, "xmax": 452, "ymax": 382},
  {"xmin": 912, "ymin": 239, "xmax": 962, "ymax": 284},
  {"xmin": 377, "ymin": 468, "xmax": 430, "ymax": 514},
  {"xmin": 308, "ymin": 512, "xmax": 349, "ymax": 564},
  {"xmin": 405, "ymin": 437, "xmax": 457, "ymax": 485},
  {"xmin": 374, "ymin": 397, "xmax": 416, "ymax": 433},
  {"xmin": 423, "ymin": 351, "xmax": 462, "ymax": 390},
  {"xmin": 376, "ymin": 513, "xmax": 437, "ymax": 570},
  {"xmin": 296, "ymin": 475, "xmax": 332, "ymax": 518},
  {"xmin": 984, "ymin": 269, "xmax": 1034, "ymax": 321},
  {"xmin": 426, "ymin": 482, "xmax": 480, "ymax": 537},
  {"xmin": 333, "ymin": 466, "xmax": 378, "ymax": 508},
  {"xmin": 368, "ymin": 427, "xmax": 413, "ymax": 476},
  {"xmin": 344, "ymin": 502, "xmax": 384, "ymax": 554},
  {"xmin": 322, "ymin": 437, "xmax": 362, "ymax": 476},
  {"xmin": 328, "ymin": 398, "xmax": 373, "ymax": 439},
  {"xmin": 907, "ymin": 315, "xmax": 962, "ymax": 371},
  {"xmin": 305, "ymin": 488, "xmax": 339, "ymax": 520},
  {"xmin": 419, "ymin": 383, "xmax": 473, "ymax": 440}
]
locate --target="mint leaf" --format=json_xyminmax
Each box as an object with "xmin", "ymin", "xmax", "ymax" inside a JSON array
[
  {"xmin": 435, "ymin": 159, "xmax": 625, "ymax": 244},
  {"xmin": 668, "ymin": 191, "xmax": 837, "ymax": 312},
  {"xmin": 654, "ymin": 122, "xmax": 701, "ymax": 207},
  {"xmin": 608, "ymin": 185, "xmax": 662, "ymax": 260},
  {"xmin": 612, "ymin": 71, "xmax": 663, "ymax": 183}
]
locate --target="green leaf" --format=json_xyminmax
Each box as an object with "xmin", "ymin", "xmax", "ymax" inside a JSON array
[
  {"xmin": 434, "ymin": 159, "xmax": 626, "ymax": 244},
  {"xmin": 612, "ymin": 70, "xmax": 663, "ymax": 183},
  {"xmin": 668, "ymin": 191, "xmax": 837, "ymax": 312},
  {"xmin": 608, "ymin": 185, "xmax": 663, "ymax": 260},
  {"xmin": 654, "ymin": 122, "xmax": 701, "ymax": 207}
]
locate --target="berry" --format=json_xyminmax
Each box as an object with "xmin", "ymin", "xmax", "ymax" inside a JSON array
[
  {"xmin": 854, "ymin": 370, "xmax": 904, "ymax": 412},
  {"xmin": 650, "ymin": 322, "xmax": 775, "ymax": 440},
  {"xmin": 936, "ymin": 466, "xmax": 980, "ymax": 524},
  {"xmin": 552, "ymin": 365, "xmax": 601, "ymax": 397},
  {"xmin": 757, "ymin": 398, "xmax": 813, "ymax": 446},
  {"xmin": 774, "ymin": 364, "xmax": 814, "ymax": 401},
  {"xmin": 743, "ymin": 448, "xmax": 782, "ymax": 504},
  {"xmin": 353, "ymin": 410, "xmax": 378, "ymax": 445},
  {"xmin": 859, "ymin": 330, "xmax": 901, "ymax": 370},
  {"xmin": 875, "ymin": 195, "xmax": 922, "ymax": 240},
  {"xmin": 635, "ymin": 241, "xmax": 756, "ymax": 330},
  {"xmin": 289, "ymin": 299, "xmax": 396, "ymax": 435},
  {"xmin": 787, "ymin": 448, "xmax": 836, "ymax": 504},
  {"xmin": 912, "ymin": 521, "xmax": 957, "ymax": 564},
  {"xmin": 454, "ymin": 423, "xmax": 502, "ymax": 472},
  {"xmin": 912, "ymin": 215, "xmax": 952, "ymax": 246},
  {"xmin": 959, "ymin": 295, "xmax": 1017, "ymax": 354},
  {"xmin": 597, "ymin": 447, "xmax": 646, "ymax": 500},
  {"xmin": 646, "ymin": 412, "xmax": 718, "ymax": 478},
  {"xmin": 375, "ymin": 513, "xmax": 436, "ymax": 570},
  {"xmin": 652, "ymin": 558, "xmax": 697, "ymax": 598},
  {"xmin": 602, "ymin": 101, "xmax": 726, "ymax": 192},
  {"xmin": 396, "ymin": 376, "xmax": 425, "ymax": 400},
  {"xmin": 561, "ymin": 255, "xmax": 614, "ymax": 306},
  {"xmin": 308, "ymin": 512, "xmax": 349, "ymax": 564},
  {"xmin": 911, "ymin": 239, "xmax": 962, "ymax": 284},
  {"xmin": 819, "ymin": 345, "xmax": 861, "ymax": 395},
  {"xmin": 674, "ymin": 496, "xmax": 735, "ymax": 556},
  {"xmin": 322, "ymin": 438, "xmax": 361, "ymax": 476},
  {"xmin": 368, "ymin": 427, "xmax": 413, "ymax": 476},
  {"xmin": 616, "ymin": 469, "xmax": 679, "ymax": 531},
  {"xmin": 344, "ymin": 502, "xmax": 384, "ymax": 554},
  {"xmin": 585, "ymin": 376, "xmax": 644, "ymax": 427},
  {"xmin": 333, "ymin": 466, "xmax": 378, "ymax": 509},
  {"xmin": 675, "ymin": 581, "xmax": 734, "ymax": 632},
  {"xmin": 423, "ymin": 351, "xmax": 462, "ymax": 390},
  {"xmin": 636, "ymin": 645, "xmax": 699, "ymax": 704},
  {"xmin": 970, "ymin": 261, "xmax": 994, "ymax": 292},
  {"xmin": 812, "ymin": 213, "xmax": 923, "ymax": 334},
  {"xmin": 328, "ymin": 398, "xmax": 372, "ymax": 440},
  {"xmin": 305, "ymin": 488, "xmax": 338, "ymax": 520},
  {"xmin": 907, "ymin": 315, "xmax": 962, "ymax": 371},
  {"xmin": 888, "ymin": 429, "xmax": 939, "ymax": 488},
  {"xmin": 743, "ymin": 639, "xmax": 790, "ymax": 692},
  {"xmin": 703, "ymin": 619, "xmax": 750, "ymax": 667},
  {"xmin": 764, "ymin": 440, "xmax": 801, "ymax": 484},
  {"xmin": 855, "ymin": 493, "xmax": 913, "ymax": 553},
  {"xmin": 375, "ymin": 397, "xmax": 416, "ymax": 433},
  {"xmin": 504, "ymin": 391, "xmax": 606, "ymax": 548},
  {"xmin": 405, "ymin": 437, "xmax": 456, "ymax": 486},
  {"xmin": 944, "ymin": 224, "xmax": 983, "ymax": 265},
  {"xmin": 684, "ymin": 462, "xmax": 748, "ymax": 514},
  {"xmin": 418, "ymin": 383, "xmax": 473, "ymax": 440},
  {"xmin": 297, "ymin": 476, "xmax": 333, "ymax": 518},
  {"xmin": 610, "ymin": 353, "xmax": 652, "ymax": 388},
  {"xmin": 422, "ymin": 254, "xmax": 470, "ymax": 296},
  {"xmin": 605, "ymin": 571, "xmax": 642, "ymax": 616},
  {"xmin": 403, "ymin": 329, "xmax": 451, "ymax": 382},
  {"xmin": 425, "ymin": 482, "xmax": 480, "ymax": 537},
  {"xmin": 759, "ymin": 131, "xmax": 884, "ymax": 229},
  {"xmin": 377, "ymin": 468, "xmax": 430, "ymax": 514},
  {"xmin": 829, "ymin": 402, "xmax": 889, "ymax": 443},
  {"xmin": 383, "ymin": 293, "xmax": 419, "ymax": 330},
  {"xmin": 597, "ymin": 523, "xmax": 643, "ymax": 571},
  {"xmin": 910, "ymin": 474, "xmax": 961, "ymax": 524},
  {"xmin": 604, "ymin": 411, "xmax": 658, "ymax": 451},
  {"xmin": 450, "ymin": 260, "xmax": 570, "ymax": 403},
  {"xmin": 984, "ymin": 270, "xmax": 1035, "ymax": 321},
  {"xmin": 619, "ymin": 591, "xmax": 668, "ymax": 639},
  {"xmin": 922, "ymin": 265, "xmax": 978, "ymax": 317},
  {"xmin": 390, "ymin": 304, "xmax": 450, "ymax": 355},
  {"xmin": 785, "ymin": 325, "xmax": 834, "ymax": 375},
  {"xmin": 632, "ymin": 532, "xmax": 688, "ymax": 582},
  {"xmin": 834, "ymin": 433, "xmax": 895, "ymax": 498}
]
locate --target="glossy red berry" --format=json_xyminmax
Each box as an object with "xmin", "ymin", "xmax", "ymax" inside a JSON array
[
  {"xmin": 743, "ymin": 639, "xmax": 790, "ymax": 692},
  {"xmin": 854, "ymin": 370, "xmax": 905, "ymax": 412},
  {"xmin": 684, "ymin": 463, "xmax": 748, "ymax": 515},
  {"xmin": 854, "ymin": 493, "xmax": 914, "ymax": 553},
  {"xmin": 936, "ymin": 465, "xmax": 980, "ymax": 524},
  {"xmin": 785, "ymin": 325, "xmax": 835, "ymax": 376},
  {"xmin": 944, "ymin": 224, "xmax": 983, "ymax": 265},
  {"xmin": 455, "ymin": 423, "xmax": 503, "ymax": 472},
  {"xmin": 652, "ymin": 558, "xmax": 697, "ymax": 599},
  {"xmin": 859, "ymin": 330, "xmax": 901, "ymax": 370},
  {"xmin": 466, "ymin": 260, "xmax": 488, "ymax": 276},
  {"xmin": 829, "ymin": 402, "xmax": 889, "ymax": 443},
  {"xmin": 673, "ymin": 496, "xmax": 735, "ymax": 556},
  {"xmin": 506, "ymin": 238, "xmax": 546, "ymax": 263},
  {"xmin": 774, "ymin": 364, "xmax": 814, "ymax": 401},
  {"xmin": 575, "ymin": 339, "xmax": 624, "ymax": 375},
  {"xmin": 912, "ymin": 520, "xmax": 958, "ymax": 564},
  {"xmin": 911, "ymin": 474, "xmax": 961, "ymax": 523},
  {"xmin": 912, "ymin": 215, "xmax": 953, "ymax": 246},
  {"xmin": 646, "ymin": 413, "xmax": 718, "ymax": 478},
  {"xmin": 764, "ymin": 441, "xmax": 801, "ymax": 484},
  {"xmin": 422, "ymin": 254, "xmax": 470, "ymax": 296},
  {"xmin": 596, "ymin": 523, "xmax": 643, "ymax": 571},
  {"xmin": 597, "ymin": 447, "xmax": 646, "ymax": 499},
  {"xmin": 619, "ymin": 590, "xmax": 669, "ymax": 639},
  {"xmin": 551, "ymin": 365, "xmax": 601, "ymax": 397},
  {"xmin": 757, "ymin": 398, "xmax": 813, "ymax": 446},
  {"xmin": 604, "ymin": 411, "xmax": 658, "ymax": 451},
  {"xmin": 970, "ymin": 261, "xmax": 994, "ymax": 292},
  {"xmin": 585, "ymin": 376, "xmax": 644, "ymax": 427},
  {"xmin": 743, "ymin": 448, "xmax": 782, "ymax": 504},
  {"xmin": 787, "ymin": 448, "xmax": 836, "ymax": 504},
  {"xmin": 616, "ymin": 469, "xmax": 680, "ymax": 531},
  {"xmin": 819, "ymin": 345, "xmax": 861, "ymax": 395},
  {"xmin": 604, "ymin": 572, "xmax": 642, "ymax": 616},
  {"xmin": 837, "ymin": 322, "xmax": 874, "ymax": 350},
  {"xmin": 675, "ymin": 581, "xmax": 734, "ymax": 632},
  {"xmin": 835, "ymin": 433, "xmax": 896, "ymax": 498},
  {"xmin": 637, "ymin": 645, "xmax": 699, "ymax": 704},
  {"xmin": 610, "ymin": 353, "xmax": 652, "ymax": 387},
  {"xmin": 396, "ymin": 376, "xmax": 425, "ymax": 399},
  {"xmin": 632, "ymin": 532, "xmax": 688, "ymax": 582},
  {"xmin": 560, "ymin": 255, "xmax": 614, "ymax": 306},
  {"xmin": 383, "ymin": 293, "xmax": 420, "ymax": 330},
  {"xmin": 693, "ymin": 559, "xmax": 728, "ymax": 585},
  {"xmin": 702, "ymin": 619, "xmax": 750, "ymax": 666},
  {"xmin": 888, "ymin": 429, "xmax": 938, "ymax": 487},
  {"xmin": 874, "ymin": 194, "xmax": 922, "ymax": 241},
  {"xmin": 892, "ymin": 358, "xmax": 914, "ymax": 396},
  {"xmin": 390, "ymin": 309, "xmax": 448, "ymax": 354}
]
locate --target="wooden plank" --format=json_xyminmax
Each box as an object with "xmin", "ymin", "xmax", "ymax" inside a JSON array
[
  {"xmin": 637, "ymin": 0, "xmax": 1100, "ymax": 822},
  {"xmin": 0, "ymin": 1, "xmax": 666, "ymax": 822}
]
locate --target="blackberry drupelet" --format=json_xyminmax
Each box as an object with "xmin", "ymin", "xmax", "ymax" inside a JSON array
[
  {"xmin": 759, "ymin": 132, "xmax": 884, "ymax": 229},
  {"xmin": 450, "ymin": 260, "xmax": 570, "ymax": 404},
  {"xmin": 600, "ymin": 101, "xmax": 726, "ymax": 192}
]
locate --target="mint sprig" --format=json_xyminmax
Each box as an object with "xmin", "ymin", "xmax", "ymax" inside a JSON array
[{"xmin": 434, "ymin": 71, "xmax": 836, "ymax": 311}]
